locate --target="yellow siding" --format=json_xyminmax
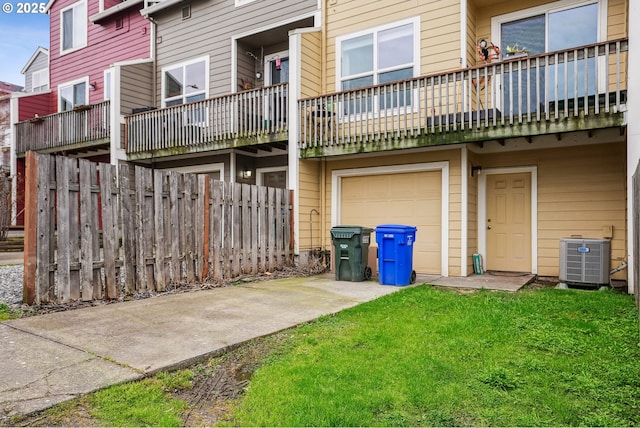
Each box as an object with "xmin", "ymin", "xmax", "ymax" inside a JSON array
[
  {"xmin": 324, "ymin": 0, "xmax": 462, "ymax": 94},
  {"xmin": 300, "ymin": 31, "xmax": 323, "ymax": 99},
  {"xmin": 475, "ymin": 141, "xmax": 626, "ymax": 278},
  {"xmin": 298, "ymin": 159, "xmax": 321, "ymax": 250},
  {"xmin": 318, "ymin": 148, "xmax": 463, "ymax": 276},
  {"xmin": 467, "ymin": 150, "xmax": 479, "ymax": 275}
]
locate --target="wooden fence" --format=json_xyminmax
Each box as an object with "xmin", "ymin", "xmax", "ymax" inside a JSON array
[{"xmin": 23, "ymin": 152, "xmax": 293, "ymax": 305}]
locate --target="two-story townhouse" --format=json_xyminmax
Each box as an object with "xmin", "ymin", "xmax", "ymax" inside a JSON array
[
  {"xmin": 11, "ymin": 0, "xmax": 152, "ymax": 224},
  {"xmin": 124, "ymin": 0, "xmax": 318, "ymax": 188},
  {"xmin": 21, "ymin": 47, "xmax": 50, "ymax": 94},
  {"xmin": 292, "ymin": 0, "xmax": 635, "ymax": 292},
  {"xmin": 1, "ymin": 83, "xmax": 23, "ymax": 174}
]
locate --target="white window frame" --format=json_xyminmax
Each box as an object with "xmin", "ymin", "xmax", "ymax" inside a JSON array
[
  {"xmin": 161, "ymin": 56, "xmax": 210, "ymax": 107},
  {"xmin": 490, "ymin": 0, "xmax": 607, "ymax": 111},
  {"xmin": 335, "ymin": 16, "xmax": 421, "ymax": 118},
  {"xmin": 32, "ymin": 69, "xmax": 49, "ymax": 92},
  {"xmin": 58, "ymin": 76, "xmax": 89, "ymax": 111},
  {"xmin": 490, "ymin": 0, "xmax": 607, "ymax": 49},
  {"xmin": 103, "ymin": 69, "xmax": 113, "ymax": 101},
  {"xmin": 60, "ymin": 0, "xmax": 87, "ymax": 55},
  {"xmin": 256, "ymin": 166, "xmax": 288, "ymax": 189}
]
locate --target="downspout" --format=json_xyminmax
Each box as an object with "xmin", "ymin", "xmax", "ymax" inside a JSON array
[
  {"xmin": 149, "ymin": 16, "xmax": 157, "ymax": 106},
  {"xmin": 320, "ymin": 0, "xmax": 328, "ymax": 251}
]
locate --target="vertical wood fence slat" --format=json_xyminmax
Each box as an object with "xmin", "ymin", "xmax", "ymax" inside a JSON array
[
  {"xmin": 196, "ymin": 175, "xmax": 205, "ymax": 280},
  {"xmin": 35, "ymin": 157, "xmax": 53, "ymax": 304},
  {"xmin": 170, "ymin": 171, "xmax": 181, "ymax": 282},
  {"xmin": 258, "ymin": 186, "xmax": 267, "ymax": 273},
  {"xmin": 119, "ymin": 164, "xmax": 136, "ymax": 294},
  {"xmin": 251, "ymin": 185, "xmax": 258, "ymax": 273},
  {"xmin": 99, "ymin": 163, "xmax": 118, "ymax": 299},
  {"xmin": 242, "ymin": 183, "xmax": 251, "ymax": 274},
  {"xmin": 223, "ymin": 182, "xmax": 232, "ymax": 279},
  {"xmin": 232, "ymin": 183, "xmax": 241, "ymax": 277},
  {"xmin": 79, "ymin": 159, "xmax": 94, "ymax": 301},
  {"xmin": 154, "ymin": 170, "xmax": 167, "ymax": 291},
  {"xmin": 56, "ymin": 157, "xmax": 71, "ymax": 303},
  {"xmin": 68, "ymin": 157, "xmax": 80, "ymax": 300},
  {"xmin": 184, "ymin": 173, "xmax": 195, "ymax": 282},
  {"xmin": 267, "ymin": 187, "xmax": 276, "ymax": 272},
  {"xmin": 211, "ymin": 180, "xmax": 223, "ymax": 281},
  {"xmin": 89, "ymin": 162, "xmax": 102, "ymax": 299},
  {"xmin": 24, "ymin": 153, "xmax": 296, "ymax": 305}
]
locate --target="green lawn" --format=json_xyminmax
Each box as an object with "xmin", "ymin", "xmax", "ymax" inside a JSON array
[{"xmin": 226, "ymin": 286, "xmax": 640, "ymax": 427}]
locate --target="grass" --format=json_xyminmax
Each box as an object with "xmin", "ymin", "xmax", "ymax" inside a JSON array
[
  {"xmin": 0, "ymin": 302, "xmax": 16, "ymax": 321},
  {"xmin": 10, "ymin": 285, "xmax": 640, "ymax": 427},
  {"xmin": 225, "ymin": 286, "xmax": 640, "ymax": 427}
]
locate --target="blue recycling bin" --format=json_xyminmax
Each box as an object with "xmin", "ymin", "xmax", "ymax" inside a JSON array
[{"xmin": 375, "ymin": 224, "xmax": 417, "ymax": 286}]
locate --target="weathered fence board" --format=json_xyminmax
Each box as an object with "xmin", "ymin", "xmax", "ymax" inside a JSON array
[{"xmin": 23, "ymin": 152, "xmax": 294, "ymax": 305}]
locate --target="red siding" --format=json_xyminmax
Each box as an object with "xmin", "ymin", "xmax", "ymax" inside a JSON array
[
  {"xmin": 17, "ymin": 92, "xmax": 54, "ymax": 121},
  {"xmin": 49, "ymin": 0, "xmax": 151, "ymax": 111}
]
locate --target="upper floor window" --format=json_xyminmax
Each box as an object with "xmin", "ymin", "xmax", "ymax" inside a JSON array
[
  {"xmin": 337, "ymin": 18, "xmax": 419, "ymax": 92},
  {"xmin": 32, "ymin": 69, "xmax": 49, "ymax": 92},
  {"xmin": 104, "ymin": 69, "xmax": 112, "ymax": 101},
  {"xmin": 59, "ymin": 78, "xmax": 88, "ymax": 111},
  {"xmin": 61, "ymin": 0, "xmax": 87, "ymax": 54},
  {"xmin": 162, "ymin": 57, "xmax": 208, "ymax": 107}
]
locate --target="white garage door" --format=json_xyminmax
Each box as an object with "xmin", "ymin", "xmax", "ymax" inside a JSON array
[{"xmin": 340, "ymin": 170, "xmax": 442, "ymax": 274}]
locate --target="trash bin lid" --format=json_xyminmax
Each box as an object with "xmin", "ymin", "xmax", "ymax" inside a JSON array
[
  {"xmin": 375, "ymin": 224, "xmax": 417, "ymax": 234},
  {"xmin": 331, "ymin": 225, "xmax": 373, "ymax": 239}
]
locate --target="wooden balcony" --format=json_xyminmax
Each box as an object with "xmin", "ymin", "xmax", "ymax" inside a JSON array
[
  {"xmin": 15, "ymin": 101, "xmax": 111, "ymax": 156},
  {"xmin": 126, "ymin": 84, "xmax": 288, "ymax": 160},
  {"xmin": 298, "ymin": 39, "xmax": 628, "ymax": 158}
]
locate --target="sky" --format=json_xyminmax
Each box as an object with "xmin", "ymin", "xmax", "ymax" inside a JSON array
[{"xmin": 0, "ymin": 0, "xmax": 49, "ymax": 87}]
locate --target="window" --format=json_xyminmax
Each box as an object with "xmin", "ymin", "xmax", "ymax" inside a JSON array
[
  {"xmin": 337, "ymin": 18, "xmax": 419, "ymax": 113},
  {"xmin": 162, "ymin": 57, "xmax": 208, "ymax": 107},
  {"xmin": 60, "ymin": 0, "xmax": 87, "ymax": 54},
  {"xmin": 31, "ymin": 69, "xmax": 49, "ymax": 92},
  {"xmin": 492, "ymin": 0, "xmax": 603, "ymax": 114},
  {"xmin": 59, "ymin": 78, "xmax": 88, "ymax": 111},
  {"xmin": 104, "ymin": 69, "xmax": 112, "ymax": 101}
]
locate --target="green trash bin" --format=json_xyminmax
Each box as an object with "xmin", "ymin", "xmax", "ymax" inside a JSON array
[{"xmin": 330, "ymin": 226, "xmax": 373, "ymax": 281}]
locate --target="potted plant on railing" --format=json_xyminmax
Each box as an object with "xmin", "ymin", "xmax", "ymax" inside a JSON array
[
  {"xmin": 29, "ymin": 114, "xmax": 44, "ymax": 124},
  {"xmin": 504, "ymin": 43, "xmax": 530, "ymax": 59}
]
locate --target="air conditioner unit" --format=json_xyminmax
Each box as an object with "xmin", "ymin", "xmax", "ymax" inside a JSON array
[{"xmin": 559, "ymin": 238, "xmax": 610, "ymax": 286}]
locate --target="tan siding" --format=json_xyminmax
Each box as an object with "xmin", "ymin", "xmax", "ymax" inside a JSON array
[
  {"xmin": 476, "ymin": 0, "xmax": 628, "ymax": 44},
  {"xmin": 300, "ymin": 31, "xmax": 322, "ymax": 98},
  {"xmin": 298, "ymin": 159, "xmax": 321, "ymax": 251},
  {"xmin": 324, "ymin": 0, "xmax": 462, "ymax": 94},
  {"xmin": 316, "ymin": 148, "xmax": 463, "ymax": 275},
  {"xmin": 476, "ymin": 141, "xmax": 626, "ymax": 278},
  {"xmin": 467, "ymin": 150, "xmax": 478, "ymax": 275},
  {"xmin": 120, "ymin": 62, "xmax": 154, "ymax": 115}
]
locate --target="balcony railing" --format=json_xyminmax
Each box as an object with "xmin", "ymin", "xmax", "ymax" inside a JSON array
[
  {"xmin": 299, "ymin": 39, "xmax": 628, "ymax": 155},
  {"xmin": 15, "ymin": 101, "xmax": 111, "ymax": 155},
  {"xmin": 126, "ymin": 83, "xmax": 288, "ymax": 156}
]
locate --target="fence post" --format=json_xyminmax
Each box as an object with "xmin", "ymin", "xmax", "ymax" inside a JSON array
[
  {"xmin": 201, "ymin": 176, "xmax": 210, "ymax": 280},
  {"xmin": 23, "ymin": 151, "xmax": 38, "ymax": 305}
]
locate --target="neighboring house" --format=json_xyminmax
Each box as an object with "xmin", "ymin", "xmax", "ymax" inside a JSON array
[
  {"xmin": 21, "ymin": 47, "xmax": 50, "ymax": 93},
  {"xmin": 0, "ymin": 82, "xmax": 23, "ymax": 174},
  {"xmin": 11, "ymin": 0, "xmax": 152, "ymax": 224},
  {"xmin": 292, "ymin": 0, "xmax": 636, "ymax": 292},
  {"xmin": 125, "ymin": 0, "xmax": 318, "ymax": 185}
]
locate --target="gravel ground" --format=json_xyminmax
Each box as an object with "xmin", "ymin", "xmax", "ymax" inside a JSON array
[{"xmin": 0, "ymin": 264, "xmax": 24, "ymax": 309}]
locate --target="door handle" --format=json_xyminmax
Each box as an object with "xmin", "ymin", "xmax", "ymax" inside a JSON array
[{"xmin": 487, "ymin": 225, "xmax": 492, "ymax": 230}]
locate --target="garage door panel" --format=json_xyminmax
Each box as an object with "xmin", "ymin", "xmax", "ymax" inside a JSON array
[{"xmin": 341, "ymin": 170, "xmax": 441, "ymax": 275}]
